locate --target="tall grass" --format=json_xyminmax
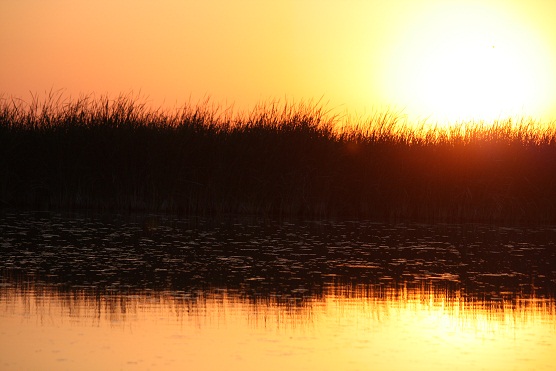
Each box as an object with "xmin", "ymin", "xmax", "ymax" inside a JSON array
[{"xmin": 1, "ymin": 92, "xmax": 556, "ymax": 223}]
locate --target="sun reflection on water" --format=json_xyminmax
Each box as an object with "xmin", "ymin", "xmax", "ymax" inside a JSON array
[{"xmin": 1, "ymin": 281, "xmax": 554, "ymax": 370}]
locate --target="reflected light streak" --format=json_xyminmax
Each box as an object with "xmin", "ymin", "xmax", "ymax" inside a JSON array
[{"xmin": 1, "ymin": 282, "xmax": 555, "ymax": 370}]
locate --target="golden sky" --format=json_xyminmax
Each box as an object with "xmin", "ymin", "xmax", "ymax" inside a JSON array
[{"xmin": 2, "ymin": 0, "xmax": 556, "ymax": 124}]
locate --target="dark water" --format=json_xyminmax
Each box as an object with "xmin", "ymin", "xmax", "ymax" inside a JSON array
[{"xmin": 1, "ymin": 211, "xmax": 555, "ymax": 370}]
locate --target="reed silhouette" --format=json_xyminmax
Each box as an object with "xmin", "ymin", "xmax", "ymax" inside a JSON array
[{"xmin": 1, "ymin": 92, "xmax": 556, "ymax": 223}]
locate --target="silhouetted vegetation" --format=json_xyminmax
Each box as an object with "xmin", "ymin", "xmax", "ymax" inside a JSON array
[{"xmin": 1, "ymin": 92, "xmax": 556, "ymax": 223}]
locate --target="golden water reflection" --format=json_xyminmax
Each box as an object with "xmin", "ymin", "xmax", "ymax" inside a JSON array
[{"xmin": 1, "ymin": 282, "xmax": 555, "ymax": 371}]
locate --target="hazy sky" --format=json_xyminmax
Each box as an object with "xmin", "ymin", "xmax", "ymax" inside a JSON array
[{"xmin": 2, "ymin": 0, "xmax": 556, "ymax": 124}]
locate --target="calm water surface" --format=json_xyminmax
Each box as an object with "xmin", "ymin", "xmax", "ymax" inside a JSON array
[{"xmin": 1, "ymin": 211, "xmax": 555, "ymax": 370}]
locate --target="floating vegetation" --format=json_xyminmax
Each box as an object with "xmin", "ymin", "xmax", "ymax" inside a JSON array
[{"xmin": 1, "ymin": 211, "xmax": 555, "ymax": 298}]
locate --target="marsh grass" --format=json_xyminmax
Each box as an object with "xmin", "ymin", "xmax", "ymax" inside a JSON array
[{"xmin": 1, "ymin": 92, "xmax": 556, "ymax": 223}]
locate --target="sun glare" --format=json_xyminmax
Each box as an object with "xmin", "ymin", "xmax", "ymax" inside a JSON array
[
  {"xmin": 382, "ymin": 1, "xmax": 555, "ymax": 124},
  {"xmin": 2, "ymin": 1, "xmax": 556, "ymax": 127}
]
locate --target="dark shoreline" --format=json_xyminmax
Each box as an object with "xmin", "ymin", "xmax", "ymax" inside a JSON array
[{"xmin": 2, "ymin": 94, "xmax": 556, "ymax": 224}]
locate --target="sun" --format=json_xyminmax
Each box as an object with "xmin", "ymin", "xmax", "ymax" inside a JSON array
[
  {"xmin": 381, "ymin": 1, "xmax": 554, "ymax": 124},
  {"xmin": 415, "ymin": 31, "xmax": 537, "ymax": 122}
]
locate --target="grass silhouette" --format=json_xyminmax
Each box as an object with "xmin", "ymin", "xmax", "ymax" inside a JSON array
[{"xmin": 1, "ymin": 92, "xmax": 556, "ymax": 223}]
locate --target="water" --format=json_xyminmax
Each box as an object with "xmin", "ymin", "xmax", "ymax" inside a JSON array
[{"xmin": 1, "ymin": 211, "xmax": 555, "ymax": 370}]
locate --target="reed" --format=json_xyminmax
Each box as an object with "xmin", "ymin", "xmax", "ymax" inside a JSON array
[{"xmin": 1, "ymin": 92, "xmax": 556, "ymax": 223}]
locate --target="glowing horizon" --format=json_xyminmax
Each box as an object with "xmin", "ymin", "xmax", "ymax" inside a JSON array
[{"xmin": 1, "ymin": 0, "xmax": 555, "ymax": 125}]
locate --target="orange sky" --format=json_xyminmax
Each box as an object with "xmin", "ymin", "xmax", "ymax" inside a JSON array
[{"xmin": 2, "ymin": 0, "xmax": 556, "ymax": 124}]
